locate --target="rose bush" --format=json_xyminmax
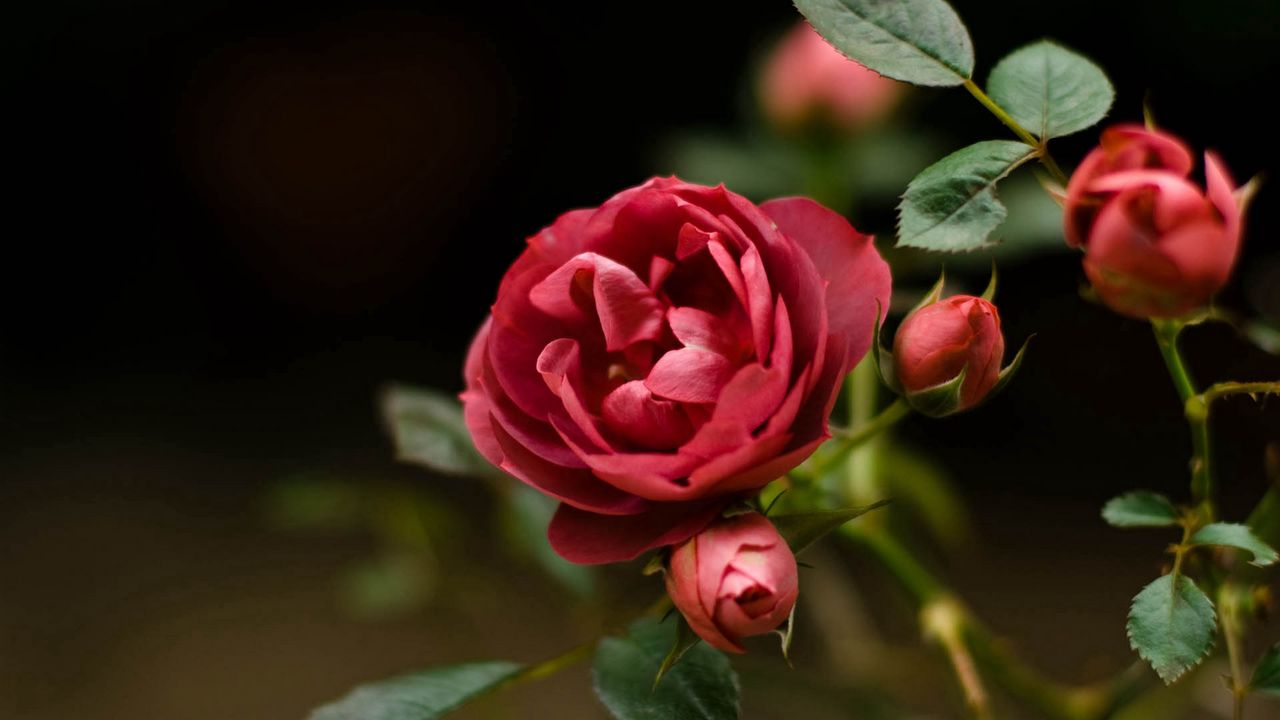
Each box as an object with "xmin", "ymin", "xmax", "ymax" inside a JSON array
[
  {"xmin": 759, "ymin": 23, "xmax": 901, "ymax": 133},
  {"xmin": 462, "ymin": 177, "xmax": 890, "ymax": 564},
  {"xmin": 893, "ymin": 294, "xmax": 1005, "ymax": 413},
  {"xmin": 665, "ymin": 512, "xmax": 798, "ymax": 653},
  {"xmin": 1064, "ymin": 124, "xmax": 1242, "ymax": 318}
]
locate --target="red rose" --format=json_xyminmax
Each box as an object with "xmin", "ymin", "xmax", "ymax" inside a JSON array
[
  {"xmin": 1064, "ymin": 125, "xmax": 1242, "ymax": 318},
  {"xmin": 462, "ymin": 177, "xmax": 890, "ymax": 564},
  {"xmin": 893, "ymin": 295, "xmax": 1004, "ymax": 412},
  {"xmin": 759, "ymin": 23, "xmax": 901, "ymax": 133},
  {"xmin": 665, "ymin": 512, "xmax": 798, "ymax": 653}
]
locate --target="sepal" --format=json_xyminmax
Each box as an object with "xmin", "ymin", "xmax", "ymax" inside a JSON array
[
  {"xmin": 653, "ymin": 614, "xmax": 702, "ymax": 690},
  {"xmin": 871, "ymin": 300, "xmax": 901, "ymax": 394},
  {"xmin": 987, "ymin": 335, "xmax": 1032, "ymax": 400},
  {"xmin": 903, "ymin": 367, "xmax": 968, "ymax": 418}
]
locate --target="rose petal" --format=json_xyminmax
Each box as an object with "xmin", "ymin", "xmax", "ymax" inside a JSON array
[
  {"xmin": 761, "ymin": 197, "xmax": 890, "ymax": 371},
  {"xmin": 601, "ymin": 380, "xmax": 696, "ymax": 450},
  {"xmin": 706, "ymin": 239, "xmax": 750, "ymax": 313},
  {"xmin": 480, "ymin": 357, "xmax": 587, "ymax": 468},
  {"xmin": 547, "ymin": 498, "xmax": 728, "ymax": 565},
  {"xmin": 529, "ymin": 253, "xmax": 665, "ymax": 352},
  {"xmin": 740, "ymin": 244, "xmax": 775, "ymax": 362},
  {"xmin": 489, "ymin": 417, "xmax": 646, "ymax": 515},
  {"xmin": 668, "ymin": 306, "xmax": 746, "ymax": 358},
  {"xmin": 1100, "ymin": 125, "xmax": 1194, "ymax": 176},
  {"xmin": 645, "ymin": 348, "xmax": 736, "ymax": 404},
  {"xmin": 536, "ymin": 338, "xmax": 617, "ymax": 451},
  {"xmin": 666, "ymin": 540, "xmax": 744, "ymax": 653},
  {"xmin": 1087, "ymin": 171, "xmax": 1213, "ymax": 233}
]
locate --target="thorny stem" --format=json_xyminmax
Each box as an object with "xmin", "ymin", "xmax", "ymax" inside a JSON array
[
  {"xmin": 1219, "ymin": 583, "xmax": 1248, "ymax": 720},
  {"xmin": 843, "ymin": 526, "xmax": 1137, "ymax": 720},
  {"xmin": 1170, "ymin": 523, "xmax": 1195, "ymax": 586},
  {"xmin": 1152, "ymin": 319, "xmax": 1215, "ymax": 514},
  {"xmin": 1200, "ymin": 381, "xmax": 1280, "ymax": 406},
  {"xmin": 962, "ymin": 78, "xmax": 1069, "ymax": 185},
  {"xmin": 1152, "ymin": 319, "xmax": 1280, "ymax": 717},
  {"xmin": 922, "ymin": 598, "xmax": 994, "ymax": 720}
]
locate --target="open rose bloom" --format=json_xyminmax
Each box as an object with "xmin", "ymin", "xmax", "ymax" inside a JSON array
[
  {"xmin": 462, "ymin": 177, "xmax": 889, "ymax": 564},
  {"xmin": 1064, "ymin": 125, "xmax": 1243, "ymax": 318},
  {"xmin": 665, "ymin": 513, "xmax": 799, "ymax": 653}
]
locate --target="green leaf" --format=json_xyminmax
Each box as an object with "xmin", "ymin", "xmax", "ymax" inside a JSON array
[
  {"xmin": 594, "ymin": 618, "xmax": 740, "ymax": 720},
  {"xmin": 793, "ymin": 0, "xmax": 974, "ymax": 87},
  {"xmin": 897, "ymin": 140, "xmax": 1037, "ymax": 252},
  {"xmin": 309, "ymin": 661, "xmax": 523, "ymax": 720},
  {"xmin": 1189, "ymin": 522, "xmax": 1280, "ymax": 567},
  {"xmin": 1126, "ymin": 575, "xmax": 1216, "ymax": 685},
  {"xmin": 382, "ymin": 385, "xmax": 493, "ymax": 478},
  {"xmin": 771, "ymin": 501, "xmax": 890, "ymax": 555},
  {"xmin": 1250, "ymin": 643, "xmax": 1280, "ymax": 695},
  {"xmin": 1102, "ymin": 491, "xmax": 1180, "ymax": 528},
  {"xmin": 986, "ymin": 40, "xmax": 1114, "ymax": 139}
]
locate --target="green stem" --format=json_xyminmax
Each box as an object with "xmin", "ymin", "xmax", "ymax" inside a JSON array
[
  {"xmin": 1201, "ymin": 381, "xmax": 1280, "ymax": 405},
  {"xmin": 507, "ymin": 639, "xmax": 598, "ymax": 687},
  {"xmin": 962, "ymin": 79, "xmax": 1068, "ymax": 185},
  {"xmin": 812, "ymin": 399, "xmax": 911, "ymax": 481},
  {"xmin": 843, "ymin": 527, "xmax": 1123, "ymax": 720},
  {"xmin": 845, "ymin": 527, "xmax": 945, "ymax": 603},
  {"xmin": 1152, "ymin": 320, "xmax": 1215, "ymax": 513},
  {"xmin": 500, "ymin": 595, "xmax": 672, "ymax": 693},
  {"xmin": 846, "ymin": 357, "xmax": 885, "ymax": 505},
  {"xmin": 1152, "ymin": 320, "xmax": 1197, "ymax": 403},
  {"xmin": 1219, "ymin": 583, "xmax": 1248, "ymax": 720},
  {"xmin": 922, "ymin": 598, "xmax": 995, "ymax": 720}
]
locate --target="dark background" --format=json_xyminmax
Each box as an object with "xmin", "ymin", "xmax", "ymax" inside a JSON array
[{"xmin": 2, "ymin": 1, "xmax": 1278, "ymax": 718}]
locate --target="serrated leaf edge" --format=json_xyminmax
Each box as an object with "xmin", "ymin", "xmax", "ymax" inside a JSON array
[
  {"xmin": 896, "ymin": 141, "xmax": 1039, "ymax": 253},
  {"xmin": 1125, "ymin": 576, "xmax": 1217, "ymax": 685}
]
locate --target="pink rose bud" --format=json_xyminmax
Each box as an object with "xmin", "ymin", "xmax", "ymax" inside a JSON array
[
  {"xmin": 664, "ymin": 512, "xmax": 798, "ymax": 654},
  {"xmin": 1064, "ymin": 124, "xmax": 1243, "ymax": 319},
  {"xmin": 893, "ymin": 295, "xmax": 1005, "ymax": 414},
  {"xmin": 759, "ymin": 23, "xmax": 901, "ymax": 133}
]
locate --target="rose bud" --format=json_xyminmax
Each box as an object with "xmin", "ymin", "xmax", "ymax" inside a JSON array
[
  {"xmin": 462, "ymin": 177, "xmax": 890, "ymax": 564},
  {"xmin": 664, "ymin": 512, "xmax": 798, "ymax": 653},
  {"xmin": 1064, "ymin": 124, "xmax": 1244, "ymax": 318},
  {"xmin": 759, "ymin": 23, "xmax": 901, "ymax": 133},
  {"xmin": 892, "ymin": 295, "xmax": 1006, "ymax": 416}
]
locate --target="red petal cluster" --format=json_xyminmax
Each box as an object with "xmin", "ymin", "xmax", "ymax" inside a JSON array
[
  {"xmin": 1064, "ymin": 125, "xmax": 1242, "ymax": 318},
  {"xmin": 462, "ymin": 178, "xmax": 890, "ymax": 564}
]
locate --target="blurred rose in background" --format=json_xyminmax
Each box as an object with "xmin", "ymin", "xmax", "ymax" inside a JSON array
[{"xmin": 759, "ymin": 23, "xmax": 901, "ymax": 134}]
